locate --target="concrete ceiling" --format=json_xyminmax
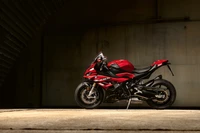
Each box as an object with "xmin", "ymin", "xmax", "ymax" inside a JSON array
[{"xmin": 45, "ymin": 0, "xmax": 156, "ymax": 33}]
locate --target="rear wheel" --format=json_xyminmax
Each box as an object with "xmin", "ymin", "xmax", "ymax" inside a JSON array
[
  {"xmin": 146, "ymin": 79, "xmax": 176, "ymax": 109},
  {"xmin": 75, "ymin": 82, "xmax": 104, "ymax": 109}
]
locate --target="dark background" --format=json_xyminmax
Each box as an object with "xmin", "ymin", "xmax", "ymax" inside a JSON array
[{"xmin": 0, "ymin": 0, "xmax": 200, "ymax": 108}]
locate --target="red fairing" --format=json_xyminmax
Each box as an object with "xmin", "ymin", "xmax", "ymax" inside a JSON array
[
  {"xmin": 84, "ymin": 63, "xmax": 96, "ymax": 75},
  {"xmin": 98, "ymin": 82, "xmax": 113, "ymax": 89},
  {"xmin": 108, "ymin": 60, "xmax": 134, "ymax": 72},
  {"xmin": 152, "ymin": 60, "xmax": 168, "ymax": 67},
  {"xmin": 116, "ymin": 72, "xmax": 134, "ymax": 79},
  {"xmin": 83, "ymin": 53, "xmax": 169, "ymax": 90},
  {"xmin": 111, "ymin": 77, "xmax": 129, "ymax": 83},
  {"xmin": 83, "ymin": 63, "xmax": 97, "ymax": 80},
  {"xmin": 93, "ymin": 75, "xmax": 130, "ymax": 89}
]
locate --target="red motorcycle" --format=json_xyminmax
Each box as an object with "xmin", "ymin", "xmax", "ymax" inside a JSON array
[{"xmin": 75, "ymin": 52, "xmax": 176, "ymax": 109}]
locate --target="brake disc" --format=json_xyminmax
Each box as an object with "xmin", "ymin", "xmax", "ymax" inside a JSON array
[{"xmin": 81, "ymin": 89, "xmax": 99, "ymax": 104}]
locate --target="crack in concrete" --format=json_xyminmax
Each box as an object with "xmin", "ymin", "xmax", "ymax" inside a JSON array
[
  {"xmin": 0, "ymin": 109, "xmax": 34, "ymax": 113},
  {"xmin": 1, "ymin": 128, "xmax": 200, "ymax": 131}
]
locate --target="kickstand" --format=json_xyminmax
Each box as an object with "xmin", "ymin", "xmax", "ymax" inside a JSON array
[{"xmin": 126, "ymin": 98, "xmax": 132, "ymax": 109}]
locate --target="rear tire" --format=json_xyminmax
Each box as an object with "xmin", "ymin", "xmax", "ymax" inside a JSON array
[
  {"xmin": 146, "ymin": 79, "xmax": 176, "ymax": 109},
  {"xmin": 74, "ymin": 82, "xmax": 104, "ymax": 109}
]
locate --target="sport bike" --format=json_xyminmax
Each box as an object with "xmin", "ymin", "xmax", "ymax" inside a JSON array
[{"xmin": 75, "ymin": 52, "xmax": 176, "ymax": 109}]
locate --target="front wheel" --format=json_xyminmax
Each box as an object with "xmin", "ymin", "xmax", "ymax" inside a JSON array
[
  {"xmin": 146, "ymin": 79, "xmax": 176, "ymax": 109},
  {"xmin": 74, "ymin": 82, "xmax": 104, "ymax": 109}
]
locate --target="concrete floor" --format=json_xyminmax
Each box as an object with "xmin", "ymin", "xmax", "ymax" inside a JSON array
[{"xmin": 0, "ymin": 109, "xmax": 200, "ymax": 133}]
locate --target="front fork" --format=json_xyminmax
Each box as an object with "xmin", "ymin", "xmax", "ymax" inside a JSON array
[{"xmin": 87, "ymin": 83, "xmax": 96, "ymax": 98}]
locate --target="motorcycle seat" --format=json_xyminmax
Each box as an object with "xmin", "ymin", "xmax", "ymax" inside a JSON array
[{"xmin": 133, "ymin": 66, "xmax": 151, "ymax": 74}]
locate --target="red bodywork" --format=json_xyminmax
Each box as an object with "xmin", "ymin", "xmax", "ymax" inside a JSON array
[
  {"xmin": 84, "ymin": 60, "xmax": 135, "ymax": 89},
  {"xmin": 84, "ymin": 59, "xmax": 168, "ymax": 90},
  {"xmin": 107, "ymin": 60, "xmax": 134, "ymax": 72},
  {"xmin": 152, "ymin": 60, "xmax": 168, "ymax": 67}
]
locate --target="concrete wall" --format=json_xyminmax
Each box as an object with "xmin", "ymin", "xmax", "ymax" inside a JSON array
[
  {"xmin": 42, "ymin": 34, "xmax": 83, "ymax": 106},
  {"xmin": 81, "ymin": 22, "xmax": 200, "ymax": 107},
  {"xmin": 2, "ymin": 0, "xmax": 200, "ymax": 108},
  {"xmin": 43, "ymin": 22, "xmax": 200, "ymax": 107},
  {"xmin": 0, "ymin": 30, "xmax": 42, "ymax": 107},
  {"xmin": 14, "ymin": 31, "xmax": 42, "ymax": 107},
  {"xmin": 42, "ymin": 0, "xmax": 200, "ymax": 107}
]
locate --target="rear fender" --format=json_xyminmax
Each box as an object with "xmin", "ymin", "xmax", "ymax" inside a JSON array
[
  {"xmin": 150, "ymin": 61, "xmax": 174, "ymax": 76},
  {"xmin": 151, "ymin": 60, "xmax": 168, "ymax": 67}
]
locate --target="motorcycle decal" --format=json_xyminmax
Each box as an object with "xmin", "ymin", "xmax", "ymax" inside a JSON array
[
  {"xmin": 94, "ymin": 76, "xmax": 111, "ymax": 82},
  {"xmin": 98, "ymin": 82, "xmax": 113, "ymax": 89}
]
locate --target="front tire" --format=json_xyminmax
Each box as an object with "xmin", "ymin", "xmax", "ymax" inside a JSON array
[
  {"xmin": 75, "ymin": 82, "xmax": 104, "ymax": 109},
  {"xmin": 146, "ymin": 79, "xmax": 176, "ymax": 109}
]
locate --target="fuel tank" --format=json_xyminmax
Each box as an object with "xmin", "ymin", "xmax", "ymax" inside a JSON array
[{"xmin": 107, "ymin": 59, "xmax": 134, "ymax": 73}]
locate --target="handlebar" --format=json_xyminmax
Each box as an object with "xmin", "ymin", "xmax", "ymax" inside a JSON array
[{"xmin": 100, "ymin": 61, "xmax": 107, "ymax": 71}]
